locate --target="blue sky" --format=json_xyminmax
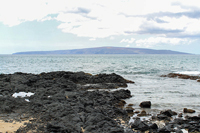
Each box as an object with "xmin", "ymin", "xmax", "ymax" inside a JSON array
[{"xmin": 0, "ymin": 0, "xmax": 200, "ymax": 54}]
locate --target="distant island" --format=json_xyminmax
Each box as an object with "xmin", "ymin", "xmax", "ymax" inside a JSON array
[{"xmin": 13, "ymin": 47, "xmax": 191, "ymax": 55}]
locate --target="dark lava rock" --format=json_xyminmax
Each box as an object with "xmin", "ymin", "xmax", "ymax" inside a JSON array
[
  {"xmin": 183, "ymin": 108, "xmax": 195, "ymax": 113},
  {"xmin": 158, "ymin": 125, "xmax": 173, "ymax": 133},
  {"xmin": 160, "ymin": 109, "xmax": 174, "ymax": 117},
  {"xmin": 125, "ymin": 107, "xmax": 135, "ymax": 114},
  {"xmin": 157, "ymin": 114, "xmax": 171, "ymax": 121},
  {"xmin": 161, "ymin": 73, "xmax": 199, "ymax": 81},
  {"xmin": 149, "ymin": 123, "xmax": 158, "ymax": 130},
  {"xmin": 0, "ymin": 71, "xmax": 134, "ymax": 132},
  {"xmin": 139, "ymin": 101, "xmax": 151, "ymax": 108},
  {"xmin": 137, "ymin": 110, "xmax": 147, "ymax": 116},
  {"xmin": 131, "ymin": 118, "xmax": 149, "ymax": 132},
  {"xmin": 178, "ymin": 113, "xmax": 183, "ymax": 117}
]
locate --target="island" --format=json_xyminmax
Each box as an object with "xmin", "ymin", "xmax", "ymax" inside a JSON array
[{"xmin": 13, "ymin": 47, "xmax": 191, "ymax": 55}]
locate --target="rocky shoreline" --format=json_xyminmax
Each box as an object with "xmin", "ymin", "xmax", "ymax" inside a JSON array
[{"xmin": 0, "ymin": 71, "xmax": 200, "ymax": 133}]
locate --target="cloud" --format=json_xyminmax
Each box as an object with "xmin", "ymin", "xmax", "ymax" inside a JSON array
[
  {"xmin": 0, "ymin": 0, "xmax": 200, "ymax": 40},
  {"xmin": 110, "ymin": 36, "xmax": 115, "ymax": 40},
  {"xmin": 40, "ymin": 16, "xmax": 53, "ymax": 22},
  {"xmin": 89, "ymin": 38, "xmax": 96, "ymax": 41},
  {"xmin": 140, "ymin": 10, "xmax": 200, "ymax": 20},
  {"xmin": 126, "ymin": 15, "xmax": 200, "ymax": 39},
  {"xmin": 137, "ymin": 25, "xmax": 184, "ymax": 34},
  {"xmin": 67, "ymin": 7, "xmax": 91, "ymax": 14},
  {"xmin": 135, "ymin": 37, "xmax": 190, "ymax": 48},
  {"xmin": 120, "ymin": 38, "xmax": 135, "ymax": 43}
]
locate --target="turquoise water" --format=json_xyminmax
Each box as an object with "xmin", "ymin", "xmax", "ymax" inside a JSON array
[{"xmin": 1, "ymin": 54, "xmax": 200, "ymax": 114}]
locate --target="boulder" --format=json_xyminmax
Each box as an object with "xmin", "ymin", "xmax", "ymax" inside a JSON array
[
  {"xmin": 134, "ymin": 111, "xmax": 140, "ymax": 114},
  {"xmin": 139, "ymin": 101, "xmax": 151, "ymax": 108},
  {"xmin": 137, "ymin": 110, "xmax": 147, "ymax": 116},
  {"xmin": 183, "ymin": 108, "xmax": 195, "ymax": 113},
  {"xmin": 131, "ymin": 118, "xmax": 149, "ymax": 132},
  {"xmin": 125, "ymin": 106, "xmax": 135, "ymax": 113},
  {"xmin": 149, "ymin": 123, "xmax": 158, "ymax": 130},
  {"xmin": 157, "ymin": 114, "xmax": 170, "ymax": 120},
  {"xmin": 127, "ymin": 103, "xmax": 134, "ymax": 106},
  {"xmin": 160, "ymin": 109, "xmax": 174, "ymax": 117},
  {"xmin": 178, "ymin": 113, "xmax": 183, "ymax": 117}
]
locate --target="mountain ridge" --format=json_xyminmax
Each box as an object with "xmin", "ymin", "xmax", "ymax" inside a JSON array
[{"xmin": 13, "ymin": 46, "xmax": 191, "ymax": 55}]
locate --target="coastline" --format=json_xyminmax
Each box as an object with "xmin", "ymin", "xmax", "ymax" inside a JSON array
[{"xmin": 0, "ymin": 71, "xmax": 200, "ymax": 132}]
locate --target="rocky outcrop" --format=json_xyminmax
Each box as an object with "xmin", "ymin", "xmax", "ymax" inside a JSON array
[
  {"xmin": 161, "ymin": 73, "xmax": 200, "ymax": 82},
  {"xmin": 0, "ymin": 71, "xmax": 134, "ymax": 133}
]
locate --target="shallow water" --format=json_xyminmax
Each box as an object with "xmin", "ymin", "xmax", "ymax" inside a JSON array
[{"xmin": 1, "ymin": 54, "xmax": 200, "ymax": 114}]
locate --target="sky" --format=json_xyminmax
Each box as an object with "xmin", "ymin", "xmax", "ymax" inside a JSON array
[{"xmin": 0, "ymin": 0, "xmax": 200, "ymax": 54}]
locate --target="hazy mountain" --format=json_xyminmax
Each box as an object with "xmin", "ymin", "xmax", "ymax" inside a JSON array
[{"xmin": 13, "ymin": 47, "xmax": 190, "ymax": 55}]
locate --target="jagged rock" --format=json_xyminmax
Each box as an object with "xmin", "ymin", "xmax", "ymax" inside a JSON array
[
  {"xmin": 149, "ymin": 123, "xmax": 158, "ymax": 130},
  {"xmin": 158, "ymin": 125, "xmax": 173, "ymax": 132},
  {"xmin": 0, "ymin": 71, "xmax": 133, "ymax": 132},
  {"xmin": 131, "ymin": 118, "xmax": 149, "ymax": 132}
]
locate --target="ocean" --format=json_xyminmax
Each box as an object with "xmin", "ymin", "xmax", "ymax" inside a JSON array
[{"xmin": 1, "ymin": 54, "xmax": 200, "ymax": 115}]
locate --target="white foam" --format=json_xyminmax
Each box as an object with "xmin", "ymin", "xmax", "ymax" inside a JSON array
[
  {"xmin": 175, "ymin": 71, "xmax": 200, "ymax": 76},
  {"xmin": 12, "ymin": 92, "xmax": 34, "ymax": 98},
  {"xmin": 129, "ymin": 114, "xmax": 152, "ymax": 123}
]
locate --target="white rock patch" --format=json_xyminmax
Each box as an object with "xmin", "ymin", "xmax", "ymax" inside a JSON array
[{"xmin": 12, "ymin": 92, "xmax": 34, "ymax": 98}]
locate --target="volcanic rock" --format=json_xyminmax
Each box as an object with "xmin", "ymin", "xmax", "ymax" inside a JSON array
[
  {"xmin": 125, "ymin": 107, "xmax": 135, "ymax": 114},
  {"xmin": 139, "ymin": 101, "xmax": 151, "ymax": 108},
  {"xmin": 0, "ymin": 71, "xmax": 134, "ymax": 132},
  {"xmin": 131, "ymin": 118, "xmax": 149, "ymax": 132},
  {"xmin": 161, "ymin": 73, "xmax": 199, "ymax": 80},
  {"xmin": 160, "ymin": 109, "xmax": 175, "ymax": 117},
  {"xmin": 137, "ymin": 110, "xmax": 147, "ymax": 116},
  {"xmin": 183, "ymin": 108, "xmax": 195, "ymax": 113}
]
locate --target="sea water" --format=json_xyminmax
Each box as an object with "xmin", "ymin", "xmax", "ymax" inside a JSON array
[{"xmin": 1, "ymin": 54, "xmax": 200, "ymax": 115}]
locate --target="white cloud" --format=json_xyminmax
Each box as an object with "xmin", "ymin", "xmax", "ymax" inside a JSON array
[
  {"xmin": 40, "ymin": 16, "xmax": 53, "ymax": 22},
  {"xmin": 120, "ymin": 38, "xmax": 135, "ymax": 43},
  {"xmin": 110, "ymin": 36, "xmax": 115, "ymax": 40},
  {"xmin": 0, "ymin": 0, "xmax": 200, "ymax": 39},
  {"xmin": 135, "ymin": 37, "xmax": 190, "ymax": 48},
  {"xmin": 89, "ymin": 38, "xmax": 96, "ymax": 41}
]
